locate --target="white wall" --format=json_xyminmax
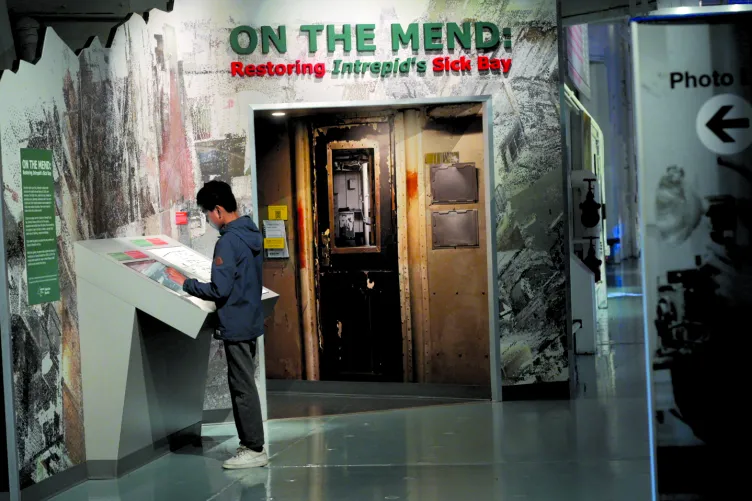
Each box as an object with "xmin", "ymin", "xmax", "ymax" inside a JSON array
[{"xmin": 0, "ymin": 0, "xmax": 14, "ymax": 71}]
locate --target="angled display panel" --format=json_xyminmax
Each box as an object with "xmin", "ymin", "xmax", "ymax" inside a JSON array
[{"xmin": 73, "ymin": 235, "xmax": 278, "ymax": 479}]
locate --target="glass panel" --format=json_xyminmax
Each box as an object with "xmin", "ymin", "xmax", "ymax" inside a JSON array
[{"xmin": 331, "ymin": 148, "xmax": 377, "ymax": 249}]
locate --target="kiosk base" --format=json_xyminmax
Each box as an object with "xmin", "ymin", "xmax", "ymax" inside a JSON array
[
  {"xmin": 78, "ymin": 279, "xmax": 213, "ymax": 477},
  {"xmin": 86, "ymin": 422, "xmax": 201, "ymax": 479}
]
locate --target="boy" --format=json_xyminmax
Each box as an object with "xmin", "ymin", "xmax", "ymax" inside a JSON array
[{"xmin": 166, "ymin": 180, "xmax": 268, "ymax": 469}]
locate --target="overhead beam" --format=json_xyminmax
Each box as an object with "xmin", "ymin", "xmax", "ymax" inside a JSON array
[
  {"xmin": 560, "ymin": 0, "xmax": 657, "ymax": 26},
  {"xmin": 6, "ymin": 1, "xmax": 169, "ymax": 16}
]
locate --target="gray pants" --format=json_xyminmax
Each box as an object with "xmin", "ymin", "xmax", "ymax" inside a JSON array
[{"xmin": 224, "ymin": 339, "xmax": 265, "ymax": 449}]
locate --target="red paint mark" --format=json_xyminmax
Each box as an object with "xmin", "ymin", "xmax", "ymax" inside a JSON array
[
  {"xmin": 297, "ymin": 201, "xmax": 307, "ymax": 269},
  {"xmin": 175, "ymin": 211, "xmax": 189, "ymax": 225},
  {"xmin": 158, "ymin": 71, "xmax": 196, "ymax": 209},
  {"xmin": 5, "ymin": 184, "xmax": 19, "ymax": 202},
  {"xmin": 225, "ymin": 99, "xmax": 235, "ymax": 109},
  {"xmin": 406, "ymin": 171, "xmax": 418, "ymax": 200}
]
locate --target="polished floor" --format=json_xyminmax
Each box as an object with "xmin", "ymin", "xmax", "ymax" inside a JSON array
[{"xmin": 49, "ymin": 261, "xmax": 652, "ymax": 501}]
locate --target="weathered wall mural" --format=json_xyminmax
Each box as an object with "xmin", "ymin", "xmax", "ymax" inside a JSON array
[{"xmin": 0, "ymin": 0, "xmax": 565, "ymax": 487}]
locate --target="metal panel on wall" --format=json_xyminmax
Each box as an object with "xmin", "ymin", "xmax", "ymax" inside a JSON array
[
  {"xmin": 431, "ymin": 210, "xmax": 480, "ymax": 249},
  {"xmin": 429, "ymin": 163, "xmax": 479, "ymax": 204}
]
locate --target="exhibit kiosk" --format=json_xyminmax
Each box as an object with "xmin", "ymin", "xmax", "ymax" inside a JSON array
[{"xmin": 74, "ymin": 235, "xmax": 278, "ymax": 478}]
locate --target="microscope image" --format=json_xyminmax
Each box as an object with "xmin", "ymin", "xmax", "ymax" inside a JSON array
[{"xmin": 653, "ymin": 158, "xmax": 751, "ymax": 447}]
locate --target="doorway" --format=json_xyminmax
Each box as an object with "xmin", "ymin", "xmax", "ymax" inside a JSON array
[
  {"xmin": 312, "ymin": 120, "xmax": 402, "ymax": 382},
  {"xmin": 252, "ymin": 99, "xmax": 500, "ymax": 399}
]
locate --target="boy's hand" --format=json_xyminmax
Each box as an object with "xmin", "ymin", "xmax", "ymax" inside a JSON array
[{"xmin": 165, "ymin": 267, "xmax": 187, "ymax": 287}]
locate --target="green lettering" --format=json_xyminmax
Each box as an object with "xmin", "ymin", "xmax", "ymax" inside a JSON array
[
  {"xmin": 342, "ymin": 62, "xmax": 353, "ymax": 74},
  {"xmin": 300, "ymin": 25, "xmax": 324, "ymax": 52},
  {"xmin": 356, "ymin": 24, "xmax": 376, "ymax": 52},
  {"xmin": 327, "ymin": 24, "xmax": 352, "ymax": 52},
  {"xmin": 423, "ymin": 23, "xmax": 443, "ymax": 50},
  {"xmin": 332, "ymin": 59, "xmax": 342, "ymax": 75},
  {"xmin": 391, "ymin": 23, "xmax": 419, "ymax": 51},
  {"xmin": 370, "ymin": 62, "xmax": 381, "ymax": 74},
  {"xmin": 362, "ymin": 62, "xmax": 371, "ymax": 73},
  {"xmin": 261, "ymin": 26, "xmax": 286, "ymax": 54},
  {"xmin": 230, "ymin": 26, "xmax": 258, "ymax": 55},
  {"xmin": 475, "ymin": 22, "xmax": 500, "ymax": 49},
  {"xmin": 447, "ymin": 22, "xmax": 471, "ymax": 50}
]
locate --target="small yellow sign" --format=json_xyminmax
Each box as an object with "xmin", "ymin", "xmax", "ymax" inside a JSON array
[
  {"xmin": 268, "ymin": 205, "xmax": 288, "ymax": 220},
  {"xmin": 264, "ymin": 237, "xmax": 286, "ymax": 250}
]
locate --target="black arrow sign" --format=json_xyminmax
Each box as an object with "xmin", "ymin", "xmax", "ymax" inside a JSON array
[{"xmin": 706, "ymin": 105, "xmax": 750, "ymax": 143}]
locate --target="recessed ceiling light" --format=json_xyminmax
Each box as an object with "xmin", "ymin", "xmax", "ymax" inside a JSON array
[{"xmin": 271, "ymin": 111, "xmax": 286, "ymax": 116}]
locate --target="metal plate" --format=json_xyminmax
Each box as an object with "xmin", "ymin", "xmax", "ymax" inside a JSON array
[
  {"xmin": 425, "ymin": 152, "xmax": 460, "ymax": 165},
  {"xmin": 429, "ymin": 163, "xmax": 478, "ymax": 204},
  {"xmin": 431, "ymin": 210, "xmax": 479, "ymax": 249}
]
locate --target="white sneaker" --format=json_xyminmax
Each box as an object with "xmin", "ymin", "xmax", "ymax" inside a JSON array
[{"xmin": 223, "ymin": 446, "xmax": 269, "ymax": 469}]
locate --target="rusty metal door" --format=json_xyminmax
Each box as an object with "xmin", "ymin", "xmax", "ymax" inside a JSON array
[{"xmin": 312, "ymin": 119, "xmax": 402, "ymax": 382}]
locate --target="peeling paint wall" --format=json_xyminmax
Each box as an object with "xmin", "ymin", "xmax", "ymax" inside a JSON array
[
  {"xmin": 0, "ymin": 0, "xmax": 566, "ymax": 487},
  {"xmin": 255, "ymin": 118, "xmax": 303, "ymax": 380}
]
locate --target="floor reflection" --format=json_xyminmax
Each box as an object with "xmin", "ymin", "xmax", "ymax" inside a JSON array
[{"xmin": 48, "ymin": 261, "xmax": 652, "ymax": 501}]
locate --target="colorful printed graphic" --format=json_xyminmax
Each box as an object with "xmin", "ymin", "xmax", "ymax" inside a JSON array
[
  {"xmin": 124, "ymin": 250, "xmax": 149, "ymax": 259},
  {"xmin": 124, "ymin": 259, "xmax": 186, "ymax": 294}
]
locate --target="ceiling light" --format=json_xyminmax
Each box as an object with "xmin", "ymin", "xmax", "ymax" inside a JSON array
[{"xmin": 271, "ymin": 111, "xmax": 286, "ymax": 116}]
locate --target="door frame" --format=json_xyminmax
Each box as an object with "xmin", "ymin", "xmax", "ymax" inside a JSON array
[{"xmin": 249, "ymin": 96, "xmax": 503, "ymax": 401}]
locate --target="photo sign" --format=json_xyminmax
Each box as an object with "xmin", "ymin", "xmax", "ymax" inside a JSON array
[{"xmin": 633, "ymin": 11, "xmax": 752, "ymax": 500}]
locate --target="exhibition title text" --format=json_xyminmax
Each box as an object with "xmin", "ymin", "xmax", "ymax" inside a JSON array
[{"xmin": 229, "ymin": 23, "xmax": 513, "ymax": 79}]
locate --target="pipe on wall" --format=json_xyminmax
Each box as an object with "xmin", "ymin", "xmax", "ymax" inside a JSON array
[
  {"xmin": 294, "ymin": 122, "xmax": 320, "ymax": 381},
  {"xmin": 12, "ymin": 16, "xmax": 40, "ymax": 63},
  {"xmin": 0, "ymin": 0, "xmax": 15, "ymax": 71}
]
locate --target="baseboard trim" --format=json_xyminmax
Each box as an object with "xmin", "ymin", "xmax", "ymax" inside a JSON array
[
  {"xmin": 501, "ymin": 381, "xmax": 570, "ymax": 401},
  {"xmin": 18, "ymin": 421, "xmax": 203, "ymax": 499},
  {"xmin": 87, "ymin": 422, "xmax": 201, "ymax": 480},
  {"xmin": 19, "ymin": 462, "xmax": 87, "ymax": 501},
  {"xmin": 266, "ymin": 379, "xmax": 491, "ymax": 400}
]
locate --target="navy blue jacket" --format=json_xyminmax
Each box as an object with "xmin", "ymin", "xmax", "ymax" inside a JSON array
[{"xmin": 183, "ymin": 216, "xmax": 265, "ymax": 342}]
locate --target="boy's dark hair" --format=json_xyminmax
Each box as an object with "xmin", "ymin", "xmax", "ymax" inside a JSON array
[{"xmin": 196, "ymin": 180, "xmax": 238, "ymax": 213}]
